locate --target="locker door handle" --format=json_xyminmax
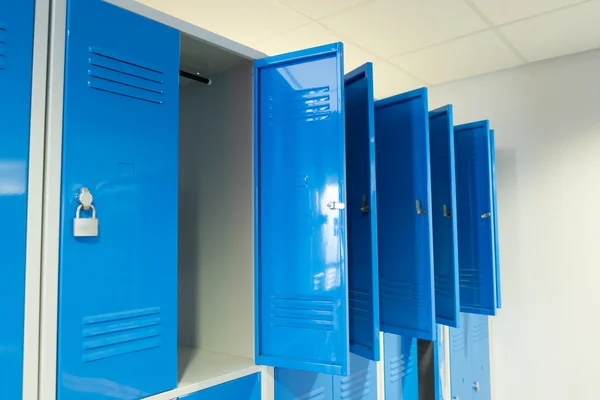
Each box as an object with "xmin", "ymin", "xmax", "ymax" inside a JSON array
[
  {"xmin": 416, "ymin": 200, "xmax": 426, "ymax": 216},
  {"xmin": 443, "ymin": 204, "xmax": 451, "ymax": 218},
  {"xmin": 481, "ymin": 212, "xmax": 491, "ymax": 220},
  {"xmin": 327, "ymin": 201, "xmax": 346, "ymax": 210}
]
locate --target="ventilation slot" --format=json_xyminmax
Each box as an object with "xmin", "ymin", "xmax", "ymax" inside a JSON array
[
  {"xmin": 473, "ymin": 319, "xmax": 487, "ymax": 343},
  {"xmin": 270, "ymin": 296, "xmax": 335, "ymax": 331},
  {"xmin": 87, "ymin": 47, "xmax": 164, "ymax": 104},
  {"xmin": 268, "ymin": 86, "xmax": 333, "ymax": 126},
  {"xmin": 451, "ymin": 329, "xmax": 466, "ymax": 352},
  {"xmin": 340, "ymin": 369, "xmax": 372, "ymax": 399},
  {"xmin": 380, "ymin": 279, "xmax": 425, "ymax": 308},
  {"xmin": 459, "ymin": 268, "xmax": 482, "ymax": 290},
  {"xmin": 294, "ymin": 387, "xmax": 326, "ymax": 400},
  {"xmin": 82, "ymin": 307, "xmax": 161, "ymax": 363},
  {"xmin": 389, "ymin": 353, "xmax": 414, "ymax": 383},
  {"xmin": 435, "ymin": 274, "xmax": 453, "ymax": 297},
  {"xmin": 349, "ymin": 290, "xmax": 371, "ymax": 322},
  {"xmin": 0, "ymin": 23, "xmax": 7, "ymax": 70}
]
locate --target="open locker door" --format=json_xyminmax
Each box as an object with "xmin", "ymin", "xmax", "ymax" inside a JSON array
[
  {"xmin": 490, "ymin": 129, "xmax": 502, "ymax": 309},
  {"xmin": 344, "ymin": 63, "xmax": 380, "ymax": 361},
  {"xmin": 0, "ymin": 0, "xmax": 35, "ymax": 398},
  {"xmin": 255, "ymin": 43, "xmax": 349, "ymax": 375},
  {"xmin": 375, "ymin": 88, "xmax": 436, "ymax": 341},
  {"xmin": 454, "ymin": 121, "xmax": 497, "ymax": 315},
  {"xmin": 429, "ymin": 106, "xmax": 460, "ymax": 328},
  {"xmin": 57, "ymin": 1, "xmax": 179, "ymax": 398}
]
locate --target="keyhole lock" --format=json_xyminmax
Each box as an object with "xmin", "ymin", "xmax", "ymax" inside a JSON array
[
  {"xmin": 360, "ymin": 194, "xmax": 369, "ymax": 214},
  {"xmin": 473, "ymin": 382, "xmax": 480, "ymax": 392},
  {"xmin": 416, "ymin": 200, "xmax": 426, "ymax": 216},
  {"xmin": 73, "ymin": 187, "xmax": 99, "ymax": 237},
  {"xmin": 443, "ymin": 204, "xmax": 451, "ymax": 218}
]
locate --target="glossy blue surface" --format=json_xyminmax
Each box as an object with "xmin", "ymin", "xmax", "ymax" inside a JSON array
[
  {"xmin": 255, "ymin": 43, "xmax": 349, "ymax": 375},
  {"xmin": 179, "ymin": 374, "xmax": 261, "ymax": 400},
  {"xmin": 454, "ymin": 122, "xmax": 497, "ymax": 316},
  {"xmin": 344, "ymin": 63, "xmax": 380, "ymax": 361},
  {"xmin": 57, "ymin": 1, "xmax": 179, "ymax": 398},
  {"xmin": 375, "ymin": 88, "xmax": 436, "ymax": 341},
  {"xmin": 275, "ymin": 353, "xmax": 376, "ymax": 400},
  {"xmin": 449, "ymin": 314, "xmax": 491, "ymax": 400},
  {"xmin": 384, "ymin": 334, "xmax": 418, "ymax": 400},
  {"xmin": 429, "ymin": 106, "xmax": 460, "ymax": 328},
  {"xmin": 489, "ymin": 130, "xmax": 501, "ymax": 309},
  {"xmin": 0, "ymin": 0, "xmax": 35, "ymax": 398}
]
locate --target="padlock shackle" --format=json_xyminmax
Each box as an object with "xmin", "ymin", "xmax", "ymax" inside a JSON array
[{"xmin": 75, "ymin": 204, "xmax": 96, "ymax": 218}]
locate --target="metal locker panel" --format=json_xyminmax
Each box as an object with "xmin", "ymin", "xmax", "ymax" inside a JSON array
[
  {"xmin": 471, "ymin": 315, "xmax": 491, "ymax": 400},
  {"xmin": 454, "ymin": 122, "xmax": 497, "ymax": 316},
  {"xmin": 344, "ymin": 63, "xmax": 380, "ymax": 361},
  {"xmin": 178, "ymin": 374, "xmax": 261, "ymax": 400},
  {"xmin": 384, "ymin": 334, "xmax": 418, "ymax": 400},
  {"xmin": 333, "ymin": 353, "xmax": 377, "ymax": 399},
  {"xmin": 275, "ymin": 368, "xmax": 334, "ymax": 400},
  {"xmin": 449, "ymin": 314, "xmax": 472, "ymax": 400},
  {"xmin": 375, "ymin": 88, "xmax": 436, "ymax": 341},
  {"xmin": 489, "ymin": 130, "xmax": 501, "ymax": 309},
  {"xmin": 434, "ymin": 325, "xmax": 448, "ymax": 400},
  {"xmin": 57, "ymin": 1, "xmax": 179, "ymax": 398},
  {"xmin": 255, "ymin": 43, "xmax": 350, "ymax": 375},
  {"xmin": 0, "ymin": 0, "xmax": 35, "ymax": 398},
  {"xmin": 429, "ymin": 106, "xmax": 460, "ymax": 328}
]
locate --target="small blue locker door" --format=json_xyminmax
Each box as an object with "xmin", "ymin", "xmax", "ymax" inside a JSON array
[
  {"xmin": 255, "ymin": 43, "xmax": 349, "ymax": 375},
  {"xmin": 333, "ymin": 353, "xmax": 377, "ymax": 399},
  {"xmin": 178, "ymin": 374, "xmax": 261, "ymax": 400},
  {"xmin": 429, "ymin": 106, "xmax": 460, "ymax": 328},
  {"xmin": 454, "ymin": 121, "xmax": 497, "ymax": 315},
  {"xmin": 275, "ymin": 368, "xmax": 334, "ymax": 400},
  {"xmin": 344, "ymin": 63, "xmax": 380, "ymax": 361},
  {"xmin": 57, "ymin": 1, "xmax": 179, "ymax": 398},
  {"xmin": 0, "ymin": 0, "xmax": 35, "ymax": 398},
  {"xmin": 375, "ymin": 88, "xmax": 436, "ymax": 341},
  {"xmin": 489, "ymin": 130, "xmax": 501, "ymax": 308},
  {"xmin": 384, "ymin": 334, "xmax": 418, "ymax": 400}
]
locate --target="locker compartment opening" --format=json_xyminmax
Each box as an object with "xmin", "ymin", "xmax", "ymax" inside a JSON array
[{"xmin": 171, "ymin": 33, "xmax": 257, "ymax": 396}]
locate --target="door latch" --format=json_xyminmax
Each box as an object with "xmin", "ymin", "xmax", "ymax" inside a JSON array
[
  {"xmin": 73, "ymin": 187, "xmax": 98, "ymax": 237},
  {"xmin": 416, "ymin": 200, "xmax": 426, "ymax": 216},
  {"xmin": 443, "ymin": 204, "xmax": 451, "ymax": 218},
  {"xmin": 481, "ymin": 212, "xmax": 491, "ymax": 220},
  {"xmin": 327, "ymin": 201, "xmax": 346, "ymax": 210},
  {"xmin": 360, "ymin": 194, "xmax": 369, "ymax": 213}
]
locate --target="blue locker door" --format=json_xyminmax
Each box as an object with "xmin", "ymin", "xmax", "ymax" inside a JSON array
[
  {"xmin": 375, "ymin": 88, "xmax": 436, "ymax": 341},
  {"xmin": 489, "ymin": 130, "xmax": 501, "ymax": 309},
  {"xmin": 255, "ymin": 43, "xmax": 349, "ymax": 375},
  {"xmin": 0, "ymin": 0, "xmax": 35, "ymax": 398},
  {"xmin": 429, "ymin": 106, "xmax": 460, "ymax": 328},
  {"xmin": 57, "ymin": 1, "xmax": 179, "ymax": 398},
  {"xmin": 179, "ymin": 374, "xmax": 261, "ymax": 400},
  {"xmin": 471, "ymin": 315, "xmax": 491, "ymax": 400},
  {"xmin": 275, "ymin": 368, "xmax": 334, "ymax": 400},
  {"xmin": 454, "ymin": 122, "xmax": 497, "ymax": 315},
  {"xmin": 384, "ymin": 334, "xmax": 418, "ymax": 400},
  {"xmin": 333, "ymin": 354, "xmax": 377, "ymax": 399},
  {"xmin": 344, "ymin": 63, "xmax": 380, "ymax": 361},
  {"xmin": 449, "ymin": 314, "xmax": 472, "ymax": 400}
]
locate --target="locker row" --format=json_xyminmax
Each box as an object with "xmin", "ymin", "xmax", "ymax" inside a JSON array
[{"xmin": 0, "ymin": 0, "xmax": 501, "ymax": 399}]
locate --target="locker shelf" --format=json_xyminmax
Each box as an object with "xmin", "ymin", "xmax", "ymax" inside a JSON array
[{"xmin": 144, "ymin": 346, "xmax": 259, "ymax": 400}]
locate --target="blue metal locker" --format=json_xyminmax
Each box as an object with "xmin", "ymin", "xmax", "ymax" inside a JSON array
[
  {"xmin": 454, "ymin": 122, "xmax": 497, "ymax": 315},
  {"xmin": 344, "ymin": 63, "xmax": 380, "ymax": 361},
  {"xmin": 449, "ymin": 314, "xmax": 491, "ymax": 400},
  {"xmin": 384, "ymin": 334, "xmax": 418, "ymax": 400},
  {"xmin": 178, "ymin": 374, "xmax": 261, "ymax": 400},
  {"xmin": 275, "ymin": 353, "xmax": 376, "ymax": 400},
  {"xmin": 255, "ymin": 43, "xmax": 349, "ymax": 375},
  {"xmin": 375, "ymin": 88, "xmax": 436, "ymax": 341},
  {"xmin": 0, "ymin": 0, "xmax": 35, "ymax": 398},
  {"xmin": 429, "ymin": 106, "xmax": 460, "ymax": 328},
  {"xmin": 57, "ymin": 1, "xmax": 179, "ymax": 398},
  {"xmin": 489, "ymin": 130, "xmax": 501, "ymax": 309}
]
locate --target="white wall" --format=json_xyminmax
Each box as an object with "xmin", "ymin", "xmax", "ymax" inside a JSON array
[{"xmin": 429, "ymin": 49, "xmax": 600, "ymax": 400}]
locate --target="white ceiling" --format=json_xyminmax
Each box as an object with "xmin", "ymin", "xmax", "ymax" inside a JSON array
[{"xmin": 140, "ymin": 0, "xmax": 600, "ymax": 98}]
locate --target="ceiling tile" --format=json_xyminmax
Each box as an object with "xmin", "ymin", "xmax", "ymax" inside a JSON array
[
  {"xmin": 275, "ymin": 0, "xmax": 372, "ymax": 20},
  {"xmin": 469, "ymin": 0, "xmax": 587, "ymax": 26},
  {"xmin": 255, "ymin": 23, "xmax": 376, "ymax": 72},
  {"xmin": 144, "ymin": 0, "xmax": 311, "ymax": 46},
  {"xmin": 372, "ymin": 61, "xmax": 424, "ymax": 99},
  {"xmin": 500, "ymin": 0, "xmax": 600, "ymax": 62},
  {"xmin": 320, "ymin": 0, "xmax": 487, "ymax": 59},
  {"xmin": 390, "ymin": 30, "xmax": 522, "ymax": 84}
]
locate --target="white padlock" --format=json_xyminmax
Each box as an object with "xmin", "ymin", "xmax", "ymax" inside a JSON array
[{"xmin": 73, "ymin": 204, "xmax": 98, "ymax": 237}]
